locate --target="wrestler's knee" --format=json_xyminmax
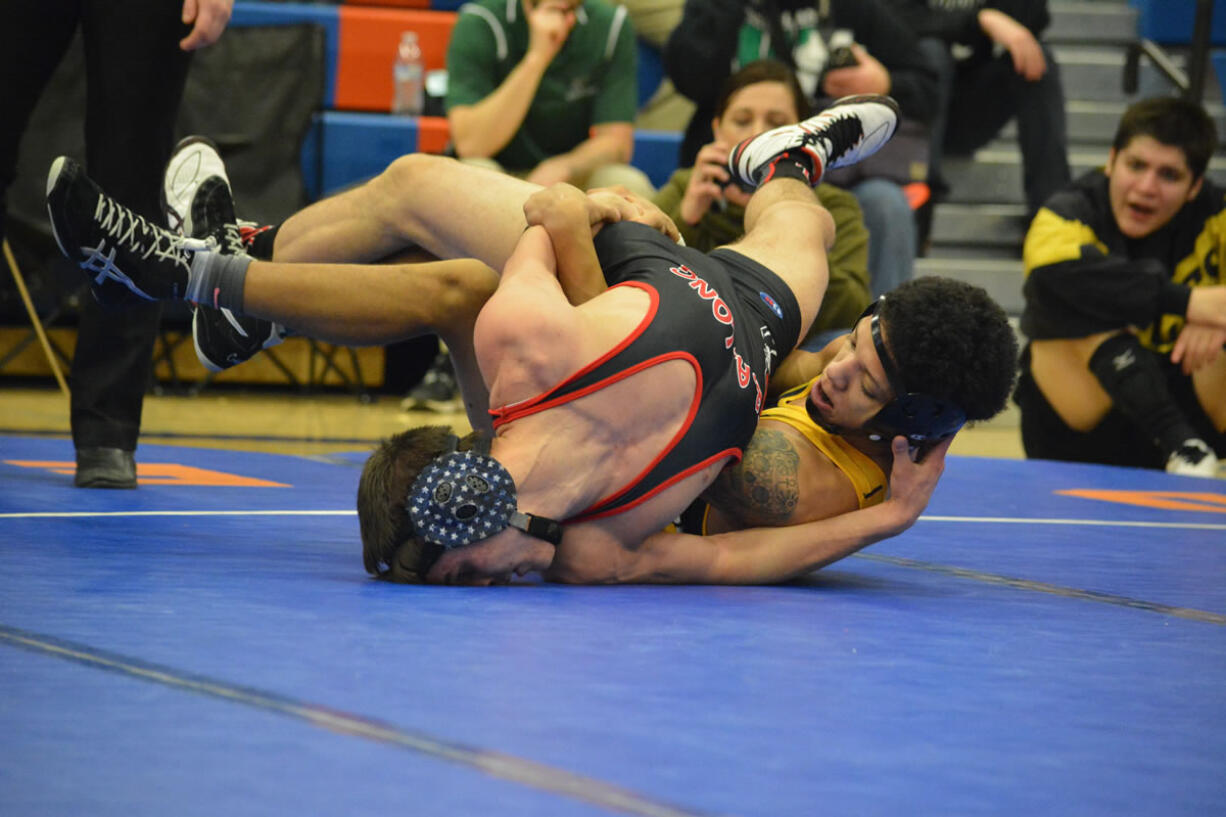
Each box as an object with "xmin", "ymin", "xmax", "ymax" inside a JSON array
[
  {"xmin": 760, "ymin": 199, "xmax": 835, "ymax": 251},
  {"xmin": 430, "ymin": 258, "xmax": 500, "ymax": 332},
  {"xmin": 376, "ymin": 154, "xmax": 453, "ymax": 203},
  {"xmin": 813, "ymin": 202, "xmax": 836, "ymax": 249}
]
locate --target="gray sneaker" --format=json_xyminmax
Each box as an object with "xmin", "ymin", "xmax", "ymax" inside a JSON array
[{"xmin": 401, "ymin": 352, "xmax": 463, "ymax": 413}]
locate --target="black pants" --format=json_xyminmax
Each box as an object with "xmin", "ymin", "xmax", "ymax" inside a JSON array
[
  {"xmin": 0, "ymin": 0, "xmax": 192, "ymax": 450},
  {"xmin": 918, "ymin": 38, "xmax": 1070, "ymax": 214},
  {"xmin": 1014, "ymin": 345, "xmax": 1226, "ymax": 470}
]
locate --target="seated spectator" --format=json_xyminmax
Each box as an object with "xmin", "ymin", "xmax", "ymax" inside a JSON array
[
  {"xmin": 621, "ymin": 0, "xmax": 693, "ymax": 133},
  {"xmin": 664, "ymin": 0, "xmax": 938, "ymax": 297},
  {"xmin": 1016, "ymin": 97, "xmax": 1226, "ymax": 478},
  {"xmin": 652, "ymin": 59, "xmax": 871, "ymax": 342},
  {"xmin": 888, "ymin": 0, "xmax": 1070, "ymax": 215},
  {"xmin": 444, "ymin": 0, "xmax": 654, "ymax": 198},
  {"xmin": 620, "ymin": 0, "xmax": 681, "ymax": 49}
]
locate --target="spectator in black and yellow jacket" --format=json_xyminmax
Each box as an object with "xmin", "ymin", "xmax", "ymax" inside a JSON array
[{"xmin": 1016, "ymin": 97, "xmax": 1226, "ymax": 477}]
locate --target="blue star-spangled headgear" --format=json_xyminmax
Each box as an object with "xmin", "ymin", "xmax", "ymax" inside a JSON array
[{"xmin": 407, "ymin": 449, "xmax": 562, "ymax": 548}]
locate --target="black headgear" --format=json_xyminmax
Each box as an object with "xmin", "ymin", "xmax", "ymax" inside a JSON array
[
  {"xmin": 809, "ymin": 297, "xmax": 966, "ymax": 458},
  {"xmin": 404, "ymin": 435, "xmax": 563, "ymax": 549}
]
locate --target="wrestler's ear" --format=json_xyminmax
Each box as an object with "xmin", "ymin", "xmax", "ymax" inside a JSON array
[{"xmin": 383, "ymin": 540, "xmax": 444, "ymax": 584}]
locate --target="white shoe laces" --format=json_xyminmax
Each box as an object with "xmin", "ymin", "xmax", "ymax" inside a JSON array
[
  {"xmin": 219, "ymin": 221, "xmax": 247, "ymax": 256},
  {"xmin": 95, "ymin": 193, "xmax": 198, "ymax": 270},
  {"xmin": 81, "ymin": 193, "xmax": 211, "ymax": 294}
]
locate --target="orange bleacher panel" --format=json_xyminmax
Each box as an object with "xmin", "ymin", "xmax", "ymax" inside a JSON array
[
  {"xmin": 416, "ymin": 116, "xmax": 451, "ymax": 154},
  {"xmin": 335, "ymin": 7, "xmax": 457, "ymax": 112}
]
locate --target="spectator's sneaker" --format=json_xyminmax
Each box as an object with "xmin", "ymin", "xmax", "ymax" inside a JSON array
[
  {"xmin": 1165, "ymin": 438, "xmax": 1219, "ymax": 478},
  {"xmin": 186, "ymin": 173, "xmax": 287, "ymax": 373},
  {"xmin": 401, "ymin": 351, "xmax": 463, "ymax": 413},
  {"xmin": 46, "ymin": 155, "xmax": 203, "ymax": 301},
  {"xmin": 728, "ymin": 94, "xmax": 899, "ymax": 189}
]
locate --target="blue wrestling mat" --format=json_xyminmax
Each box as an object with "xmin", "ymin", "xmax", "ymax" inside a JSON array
[{"xmin": 1, "ymin": 435, "xmax": 1223, "ymax": 816}]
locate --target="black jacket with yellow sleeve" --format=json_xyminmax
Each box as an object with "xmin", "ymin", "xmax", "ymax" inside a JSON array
[{"xmin": 1021, "ymin": 169, "xmax": 1226, "ymax": 353}]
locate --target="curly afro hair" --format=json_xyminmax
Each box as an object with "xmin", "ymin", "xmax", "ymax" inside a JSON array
[{"xmin": 879, "ymin": 277, "xmax": 1018, "ymax": 422}]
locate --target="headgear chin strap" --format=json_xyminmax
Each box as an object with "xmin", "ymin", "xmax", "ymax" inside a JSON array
[
  {"xmin": 860, "ymin": 297, "xmax": 966, "ymax": 455},
  {"xmin": 405, "ymin": 437, "xmax": 563, "ymax": 549}
]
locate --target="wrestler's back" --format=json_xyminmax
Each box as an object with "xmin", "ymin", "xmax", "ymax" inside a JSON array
[{"xmin": 473, "ymin": 272, "xmax": 730, "ymax": 572}]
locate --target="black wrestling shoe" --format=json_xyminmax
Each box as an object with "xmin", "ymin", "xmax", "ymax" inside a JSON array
[
  {"xmin": 188, "ymin": 176, "xmax": 249, "ymax": 255},
  {"xmin": 192, "ymin": 304, "xmax": 288, "ymax": 373},
  {"xmin": 46, "ymin": 156, "xmax": 200, "ymax": 301},
  {"xmin": 727, "ymin": 94, "xmax": 899, "ymax": 189},
  {"xmin": 185, "ymin": 175, "xmax": 287, "ymax": 373},
  {"xmin": 74, "ymin": 447, "xmax": 137, "ymax": 489}
]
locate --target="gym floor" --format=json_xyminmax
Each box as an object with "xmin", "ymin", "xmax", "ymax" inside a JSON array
[{"xmin": 1, "ymin": 386, "xmax": 1223, "ymax": 816}]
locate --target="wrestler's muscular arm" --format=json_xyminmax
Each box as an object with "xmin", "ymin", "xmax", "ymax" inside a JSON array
[
  {"xmin": 556, "ymin": 436, "xmax": 949, "ymax": 584},
  {"xmin": 522, "ymin": 183, "xmax": 626, "ymax": 304},
  {"xmin": 702, "ymin": 422, "xmax": 862, "ymax": 531},
  {"xmin": 523, "ymin": 184, "xmax": 682, "ymax": 304}
]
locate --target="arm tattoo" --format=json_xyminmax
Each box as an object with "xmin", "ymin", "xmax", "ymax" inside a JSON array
[{"xmin": 706, "ymin": 428, "xmax": 800, "ymax": 527}]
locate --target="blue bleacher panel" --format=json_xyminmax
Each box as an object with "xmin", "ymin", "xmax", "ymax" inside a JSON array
[
  {"xmin": 1131, "ymin": 0, "xmax": 1226, "ymax": 46},
  {"xmin": 637, "ymin": 39, "xmax": 664, "ymax": 108},
  {"xmin": 238, "ymin": 0, "xmax": 684, "ymax": 199},
  {"xmin": 301, "ymin": 113, "xmax": 683, "ymax": 200},
  {"xmin": 300, "ymin": 112, "xmax": 418, "ymax": 198},
  {"xmin": 1213, "ymin": 50, "xmax": 1226, "ymax": 105},
  {"xmin": 632, "ymin": 130, "xmax": 682, "ymax": 190}
]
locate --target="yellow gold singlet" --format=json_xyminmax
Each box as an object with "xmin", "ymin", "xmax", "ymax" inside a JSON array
[
  {"xmin": 762, "ymin": 377, "xmax": 888, "ymax": 510},
  {"xmin": 671, "ymin": 376, "xmax": 889, "ymax": 536}
]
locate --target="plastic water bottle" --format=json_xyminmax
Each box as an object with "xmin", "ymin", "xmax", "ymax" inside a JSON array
[{"xmin": 392, "ymin": 31, "xmax": 424, "ymax": 115}]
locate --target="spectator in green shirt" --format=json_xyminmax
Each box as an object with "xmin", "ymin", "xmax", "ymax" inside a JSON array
[
  {"xmin": 653, "ymin": 60, "xmax": 871, "ymax": 344},
  {"xmin": 446, "ymin": 0, "xmax": 654, "ymax": 197}
]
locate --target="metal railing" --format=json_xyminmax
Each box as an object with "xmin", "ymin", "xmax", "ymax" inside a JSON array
[{"xmin": 1123, "ymin": 0, "xmax": 1215, "ymax": 101}]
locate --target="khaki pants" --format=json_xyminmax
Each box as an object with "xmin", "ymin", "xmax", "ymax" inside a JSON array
[{"xmin": 459, "ymin": 157, "xmax": 657, "ymax": 199}]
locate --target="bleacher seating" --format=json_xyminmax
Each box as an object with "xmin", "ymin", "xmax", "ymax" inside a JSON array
[
  {"xmin": 920, "ymin": 0, "xmax": 1226, "ymax": 319},
  {"xmin": 333, "ymin": 6, "xmax": 456, "ymax": 111},
  {"xmin": 1132, "ymin": 0, "xmax": 1226, "ymax": 45},
  {"xmin": 229, "ymin": 0, "xmax": 681, "ymax": 199},
  {"xmin": 217, "ymin": 0, "xmax": 1226, "ymax": 320}
]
